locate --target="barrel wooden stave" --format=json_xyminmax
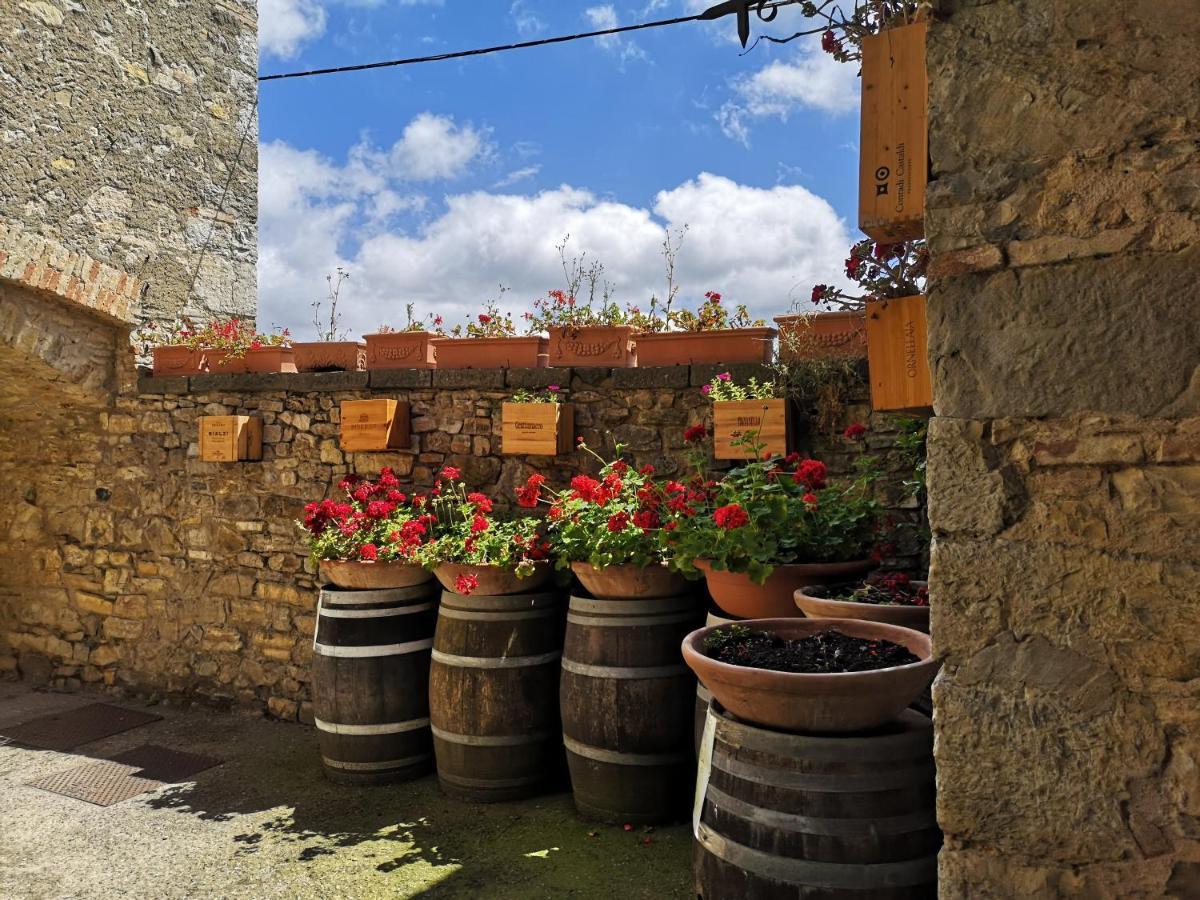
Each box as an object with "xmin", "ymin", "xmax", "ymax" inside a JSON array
[
  {"xmin": 313, "ymin": 583, "xmax": 438, "ymax": 785},
  {"xmin": 695, "ymin": 707, "xmax": 940, "ymax": 899},
  {"xmin": 429, "ymin": 589, "xmax": 564, "ymax": 802},
  {"xmin": 695, "ymin": 609, "xmax": 740, "ymax": 757}
]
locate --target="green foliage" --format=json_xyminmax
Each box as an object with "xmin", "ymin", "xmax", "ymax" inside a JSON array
[
  {"xmin": 704, "ymin": 372, "xmax": 779, "ymax": 402},
  {"xmin": 510, "ymin": 385, "xmax": 566, "ymax": 404},
  {"xmin": 702, "ymin": 623, "xmax": 752, "ymax": 653}
]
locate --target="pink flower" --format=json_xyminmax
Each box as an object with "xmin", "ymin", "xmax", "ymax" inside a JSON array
[
  {"xmin": 717, "ymin": 372, "xmax": 732, "ymax": 382},
  {"xmin": 701, "ymin": 384, "xmax": 712, "ymax": 396}
]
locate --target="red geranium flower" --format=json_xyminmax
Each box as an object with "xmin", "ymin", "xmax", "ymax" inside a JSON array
[
  {"xmin": 359, "ymin": 544, "xmax": 378, "ymax": 561},
  {"xmin": 470, "ymin": 514, "xmax": 489, "ymax": 534},
  {"xmin": 467, "ymin": 492, "xmax": 493, "ymax": 513},
  {"xmin": 440, "ymin": 466, "xmax": 461, "ymax": 481},
  {"xmin": 683, "ymin": 424, "xmax": 707, "ymax": 444},
  {"xmin": 455, "ymin": 573, "xmax": 479, "ymax": 596},
  {"xmin": 802, "ymin": 492, "xmax": 818, "ymax": 506},
  {"xmin": 606, "ymin": 511, "xmax": 630, "ymax": 532},
  {"xmin": 713, "ymin": 504, "xmax": 750, "ymax": 530},
  {"xmin": 793, "ymin": 459, "xmax": 828, "ymax": 491},
  {"xmin": 843, "ymin": 422, "xmax": 867, "ymax": 440}
]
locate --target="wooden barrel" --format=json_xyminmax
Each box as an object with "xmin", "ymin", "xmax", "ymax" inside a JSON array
[
  {"xmin": 561, "ymin": 593, "xmax": 700, "ymax": 824},
  {"xmin": 694, "ymin": 609, "xmax": 740, "ymax": 757},
  {"xmin": 429, "ymin": 588, "xmax": 564, "ymax": 802},
  {"xmin": 695, "ymin": 706, "xmax": 940, "ymax": 899},
  {"xmin": 312, "ymin": 582, "xmax": 438, "ymax": 784}
]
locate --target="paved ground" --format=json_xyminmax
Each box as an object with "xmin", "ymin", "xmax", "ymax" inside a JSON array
[{"xmin": 0, "ymin": 686, "xmax": 692, "ymax": 899}]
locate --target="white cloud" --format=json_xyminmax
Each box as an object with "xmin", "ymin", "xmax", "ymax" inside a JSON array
[
  {"xmin": 492, "ymin": 165, "xmax": 542, "ymax": 189},
  {"xmin": 389, "ymin": 113, "xmax": 492, "ymax": 181},
  {"xmin": 259, "ymin": 0, "xmax": 326, "ymax": 60},
  {"xmin": 585, "ymin": 5, "xmax": 649, "ymax": 68},
  {"xmin": 510, "ymin": 0, "xmax": 546, "ymax": 36}
]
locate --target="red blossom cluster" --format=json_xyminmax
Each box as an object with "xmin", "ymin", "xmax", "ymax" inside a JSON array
[
  {"xmin": 713, "ymin": 504, "xmax": 749, "ymax": 530},
  {"xmin": 301, "ymin": 468, "xmax": 433, "ymax": 564}
]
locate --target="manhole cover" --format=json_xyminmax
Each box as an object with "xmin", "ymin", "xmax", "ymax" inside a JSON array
[
  {"xmin": 0, "ymin": 703, "xmax": 162, "ymax": 751},
  {"xmin": 108, "ymin": 745, "xmax": 222, "ymax": 782},
  {"xmin": 27, "ymin": 761, "xmax": 161, "ymax": 807}
]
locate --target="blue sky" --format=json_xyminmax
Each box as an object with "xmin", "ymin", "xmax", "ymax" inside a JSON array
[{"xmin": 257, "ymin": 0, "xmax": 862, "ymax": 338}]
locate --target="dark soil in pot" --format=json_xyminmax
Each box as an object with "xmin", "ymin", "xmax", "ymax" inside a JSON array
[{"xmin": 704, "ymin": 625, "xmax": 918, "ymax": 674}]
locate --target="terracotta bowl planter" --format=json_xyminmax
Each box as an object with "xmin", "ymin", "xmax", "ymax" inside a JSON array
[
  {"xmin": 364, "ymin": 332, "xmax": 438, "ymax": 369},
  {"xmin": 774, "ymin": 312, "xmax": 867, "ymax": 360},
  {"xmin": 243, "ymin": 347, "xmax": 298, "ymax": 374},
  {"xmin": 152, "ymin": 345, "xmax": 206, "ymax": 376},
  {"xmin": 795, "ymin": 582, "xmax": 930, "ymax": 633},
  {"xmin": 432, "ymin": 337, "xmax": 548, "ymax": 369},
  {"xmin": 434, "ymin": 562, "xmax": 554, "ymax": 596},
  {"xmin": 547, "ymin": 325, "xmax": 636, "ymax": 368},
  {"xmin": 682, "ymin": 617, "xmax": 938, "ymax": 733},
  {"xmin": 695, "ymin": 559, "xmax": 875, "ymax": 619},
  {"xmin": 293, "ymin": 341, "xmax": 366, "ymax": 373},
  {"xmin": 319, "ymin": 559, "xmax": 434, "ymax": 590},
  {"xmin": 633, "ymin": 328, "xmax": 777, "ymax": 367},
  {"xmin": 570, "ymin": 561, "xmax": 693, "ymax": 600}
]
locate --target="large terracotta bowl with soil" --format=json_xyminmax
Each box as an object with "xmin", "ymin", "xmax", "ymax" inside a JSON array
[
  {"xmin": 695, "ymin": 559, "xmax": 875, "ymax": 619},
  {"xmin": 682, "ymin": 617, "xmax": 938, "ymax": 733},
  {"xmin": 319, "ymin": 559, "xmax": 433, "ymax": 590},
  {"xmin": 795, "ymin": 582, "xmax": 930, "ymax": 633},
  {"xmin": 570, "ymin": 561, "xmax": 692, "ymax": 600},
  {"xmin": 434, "ymin": 562, "xmax": 554, "ymax": 596}
]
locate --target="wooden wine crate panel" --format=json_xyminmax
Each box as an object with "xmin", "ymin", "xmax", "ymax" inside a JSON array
[
  {"xmin": 713, "ymin": 399, "xmax": 789, "ymax": 460},
  {"xmin": 866, "ymin": 294, "xmax": 933, "ymax": 412},
  {"xmin": 501, "ymin": 402, "xmax": 574, "ymax": 456},
  {"xmin": 859, "ymin": 19, "xmax": 929, "ymax": 242},
  {"xmin": 340, "ymin": 399, "xmax": 411, "ymax": 452},
  {"xmin": 199, "ymin": 416, "xmax": 262, "ymax": 462}
]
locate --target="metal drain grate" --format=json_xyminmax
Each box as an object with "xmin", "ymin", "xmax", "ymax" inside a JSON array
[
  {"xmin": 0, "ymin": 703, "xmax": 162, "ymax": 751},
  {"xmin": 27, "ymin": 761, "xmax": 162, "ymax": 807},
  {"xmin": 108, "ymin": 744, "xmax": 221, "ymax": 782}
]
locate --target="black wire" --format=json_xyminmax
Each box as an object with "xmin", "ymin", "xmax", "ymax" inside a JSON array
[{"xmin": 259, "ymin": 1, "xmax": 800, "ymax": 83}]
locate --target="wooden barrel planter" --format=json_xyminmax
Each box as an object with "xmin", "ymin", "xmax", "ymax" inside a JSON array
[
  {"xmin": 312, "ymin": 583, "xmax": 439, "ymax": 784},
  {"xmin": 694, "ymin": 609, "xmax": 740, "ymax": 758},
  {"xmin": 429, "ymin": 588, "xmax": 564, "ymax": 802},
  {"xmin": 694, "ymin": 706, "xmax": 940, "ymax": 899},
  {"xmin": 561, "ymin": 592, "xmax": 700, "ymax": 824}
]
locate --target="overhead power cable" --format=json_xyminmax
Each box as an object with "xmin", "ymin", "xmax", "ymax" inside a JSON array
[{"xmin": 259, "ymin": 0, "xmax": 799, "ymax": 82}]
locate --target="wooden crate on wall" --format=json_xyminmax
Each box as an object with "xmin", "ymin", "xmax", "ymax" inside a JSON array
[
  {"xmin": 501, "ymin": 402, "xmax": 574, "ymax": 456},
  {"xmin": 713, "ymin": 399, "xmax": 789, "ymax": 460},
  {"xmin": 339, "ymin": 399, "xmax": 411, "ymax": 452},
  {"xmin": 199, "ymin": 416, "xmax": 263, "ymax": 462},
  {"xmin": 859, "ymin": 19, "xmax": 929, "ymax": 242},
  {"xmin": 865, "ymin": 295, "xmax": 933, "ymax": 412}
]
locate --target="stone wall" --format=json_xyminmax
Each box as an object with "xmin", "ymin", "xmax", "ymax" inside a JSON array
[
  {"xmin": 0, "ymin": 0, "xmax": 258, "ymax": 325},
  {"xmin": 926, "ymin": 1, "xmax": 1200, "ymax": 895},
  {"xmin": 0, "ymin": 362, "xmax": 924, "ymax": 721}
]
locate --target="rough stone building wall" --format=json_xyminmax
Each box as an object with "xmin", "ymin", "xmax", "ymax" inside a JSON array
[
  {"xmin": 926, "ymin": 1, "xmax": 1200, "ymax": 896},
  {"xmin": 0, "ymin": 0, "xmax": 258, "ymax": 325},
  {"xmin": 0, "ymin": 365, "xmax": 923, "ymax": 721}
]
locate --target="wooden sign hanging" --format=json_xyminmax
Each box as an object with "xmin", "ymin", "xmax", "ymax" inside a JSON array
[
  {"xmin": 501, "ymin": 402, "xmax": 574, "ymax": 456},
  {"xmin": 712, "ymin": 399, "xmax": 789, "ymax": 460},
  {"xmin": 199, "ymin": 416, "xmax": 263, "ymax": 462},
  {"xmin": 865, "ymin": 295, "xmax": 933, "ymax": 411},
  {"xmin": 339, "ymin": 399, "xmax": 411, "ymax": 452}
]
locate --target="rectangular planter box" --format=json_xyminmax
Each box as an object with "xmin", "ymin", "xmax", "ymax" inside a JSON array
[
  {"xmin": 293, "ymin": 341, "xmax": 366, "ymax": 372},
  {"xmin": 363, "ymin": 332, "xmax": 438, "ymax": 370},
  {"xmin": 205, "ymin": 350, "xmax": 249, "ymax": 374},
  {"xmin": 865, "ymin": 294, "xmax": 932, "ymax": 412},
  {"xmin": 774, "ymin": 312, "xmax": 867, "ymax": 360},
  {"xmin": 152, "ymin": 346, "xmax": 206, "ymax": 376},
  {"xmin": 244, "ymin": 347, "xmax": 297, "ymax": 374},
  {"xmin": 199, "ymin": 416, "xmax": 262, "ymax": 462},
  {"xmin": 859, "ymin": 18, "xmax": 929, "ymax": 242},
  {"xmin": 713, "ymin": 398, "xmax": 789, "ymax": 460},
  {"xmin": 501, "ymin": 402, "xmax": 574, "ymax": 456},
  {"xmin": 432, "ymin": 336, "xmax": 548, "ymax": 369},
  {"xmin": 340, "ymin": 399, "xmax": 411, "ymax": 452},
  {"xmin": 547, "ymin": 326, "xmax": 636, "ymax": 368},
  {"xmin": 634, "ymin": 328, "xmax": 777, "ymax": 367}
]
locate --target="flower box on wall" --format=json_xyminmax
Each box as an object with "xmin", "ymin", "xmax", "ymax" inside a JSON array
[
  {"xmin": 363, "ymin": 332, "xmax": 438, "ymax": 370},
  {"xmin": 199, "ymin": 416, "xmax": 263, "ymax": 462},
  {"xmin": 774, "ymin": 312, "xmax": 867, "ymax": 360},
  {"xmin": 293, "ymin": 341, "xmax": 366, "ymax": 372},
  {"xmin": 865, "ymin": 294, "xmax": 932, "ymax": 411},
  {"xmin": 244, "ymin": 347, "xmax": 297, "ymax": 373},
  {"xmin": 339, "ymin": 399, "xmax": 412, "ymax": 452},
  {"xmin": 432, "ymin": 336, "xmax": 548, "ymax": 369},
  {"xmin": 712, "ymin": 399, "xmax": 790, "ymax": 460},
  {"xmin": 547, "ymin": 326, "xmax": 636, "ymax": 368},
  {"xmin": 859, "ymin": 18, "xmax": 929, "ymax": 242},
  {"xmin": 152, "ymin": 345, "xmax": 206, "ymax": 376},
  {"xmin": 633, "ymin": 328, "xmax": 777, "ymax": 367},
  {"xmin": 501, "ymin": 402, "xmax": 574, "ymax": 456}
]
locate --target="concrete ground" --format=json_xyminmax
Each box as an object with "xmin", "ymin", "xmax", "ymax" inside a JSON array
[{"xmin": 0, "ymin": 686, "xmax": 692, "ymax": 899}]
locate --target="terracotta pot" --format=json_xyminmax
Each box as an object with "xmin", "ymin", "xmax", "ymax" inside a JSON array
[
  {"xmin": 293, "ymin": 341, "xmax": 366, "ymax": 373},
  {"xmin": 774, "ymin": 312, "xmax": 867, "ymax": 360},
  {"xmin": 243, "ymin": 347, "xmax": 298, "ymax": 374},
  {"xmin": 205, "ymin": 349, "xmax": 249, "ymax": 373},
  {"xmin": 633, "ymin": 328, "xmax": 777, "ymax": 367},
  {"xmin": 431, "ymin": 336, "xmax": 548, "ymax": 369},
  {"xmin": 570, "ymin": 561, "xmax": 693, "ymax": 600},
  {"xmin": 795, "ymin": 582, "xmax": 930, "ymax": 633},
  {"xmin": 364, "ymin": 332, "xmax": 438, "ymax": 369},
  {"xmin": 434, "ymin": 562, "xmax": 554, "ymax": 596},
  {"xmin": 319, "ymin": 559, "xmax": 434, "ymax": 590},
  {"xmin": 547, "ymin": 326, "xmax": 636, "ymax": 368},
  {"xmin": 682, "ymin": 617, "xmax": 939, "ymax": 733},
  {"xmin": 152, "ymin": 345, "xmax": 206, "ymax": 376},
  {"xmin": 695, "ymin": 559, "xmax": 874, "ymax": 619}
]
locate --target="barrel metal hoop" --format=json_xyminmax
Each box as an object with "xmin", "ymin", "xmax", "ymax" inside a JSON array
[
  {"xmin": 566, "ymin": 612, "xmax": 697, "ymax": 628},
  {"xmin": 319, "ymin": 602, "xmax": 435, "ymax": 619},
  {"xmin": 430, "ymin": 724, "xmax": 555, "ymax": 747},
  {"xmin": 431, "ymin": 649, "xmax": 561, "ymax": 669},
  {"xmin": 696, "ymin": 685, "xmax": 713, "ymax": 702},
  {"xmin": 562, "ymin": 734, "xmax": 687, "ymax": 767},
  {"xmin": 322, "ymin": 753, "xmax": 431, "ymax": 772},
  {"xmin": 561, "ymin": 658, "xmax": 688, "ymax": 680},
  {"xmin": 438, "ymin": 771, "xmax": 543, "ymax": 789},
  {"xmin": 718, "ymin": 755, "xmax": 938, "ymax": 793},
  {"xmin": 703, "ymin": 784, "xmax": 937, "ymax": 837},
  {"xmin": 696, "ymin": 823, "xmax": 938, "ymax": 890},
  {"xmin": 320, "ymin": 585, "xmax": 435, "ymax": 607},
  {"xmin": 314, "ymin": 638, "xmax": 434, "ymax": 659},
  {"xmin": 314, "ymin": 716, "xmax": 430, "ymax": 736},
  {"xmin": 438, "ymin": 607, "xmax": 557, "ymax": 623},
  {"xmin": 568, "ymin": 595, "xmax": 695, "ymax": 616},
  {"xmin": 713, "ymin": 709, "xmax": 933, "ymax": 761}
]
